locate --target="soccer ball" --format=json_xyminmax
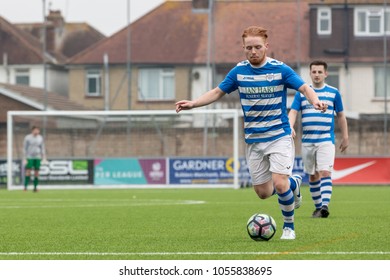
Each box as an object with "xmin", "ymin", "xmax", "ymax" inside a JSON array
[{"xmin": 247, "ymin": 213, "xmax": 277, "ymax": 241}]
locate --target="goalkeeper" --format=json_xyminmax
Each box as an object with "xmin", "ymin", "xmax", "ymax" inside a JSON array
[{"xmin": 23, "ymin": 126, "xmax": 46, "ymax": 192}]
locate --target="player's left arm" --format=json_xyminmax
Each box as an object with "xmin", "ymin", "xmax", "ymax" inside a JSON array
[
  {"xmin": 288, "ymin": 92, "xmax": 301, "ymax": 139},
  {"xmin": 288, "ymin": 109, "xmax": 298, "ymax": 139},
  {"xmin": 41, "ymin": 137, "xmax": 48, "ymax": 164},
  {"xmin": 298, "ymin": 84, "xmax": 328, "ymax": 112},
  {"xmin": 23, "ymin": 136, "xmax": 29, "ymax": 165},
  {"xmin": 336, "ymin": 112, "xmax": 349, "ymax": 152}
]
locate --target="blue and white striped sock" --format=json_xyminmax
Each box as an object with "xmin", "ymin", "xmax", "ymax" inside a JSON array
[
  {"xmin": 288, "ymin": 176, "xmax": 301, "ymax": 198},
  {"xmin": 321, "ymin": 177, "xmax": 333, "ymax": 207},
  {"xmin": 289, "ymin": 177, "xmax": 297, "ymax": 192},
  {"xmin": 277, "ymin": 189, "xmax": 295, "ymax": 230},
  {"xmin": 309, "ymin": 180, "xmax": 322, "ymax": 210}
]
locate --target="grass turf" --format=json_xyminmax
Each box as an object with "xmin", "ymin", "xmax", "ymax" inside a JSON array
[{"xmin": 0, "ymin": 186, "xmax": 389, "ymax": 260}]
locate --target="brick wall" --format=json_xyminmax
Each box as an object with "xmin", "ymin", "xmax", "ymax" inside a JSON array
[
  {"xmin": 1, "ymin": 116, "xmax": 389, "ymax": 159},
  {"xmin": 1, "ymin": 126, "xmax": 244, "ymax": 159},
  {"xmin": 0, "ymin": 95, "xmax": 37, "ymax": 123}
]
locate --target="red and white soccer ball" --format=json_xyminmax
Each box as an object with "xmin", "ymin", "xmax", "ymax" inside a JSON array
[{"xmin": 247, "ymin": 213, "xmax": 277, "ymax": 241}]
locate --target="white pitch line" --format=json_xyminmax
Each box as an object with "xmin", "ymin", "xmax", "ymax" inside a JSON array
[
  {"xmin": 0, "ymin": 199, "xmax": 205, "ymax": 203},
  {"xmin": 0, "ymin": 200, "xmax": 206, "ymax": 209},
  {"xmin": 0, "ymin": 251, "xmax": 389, "ymax": 256}
]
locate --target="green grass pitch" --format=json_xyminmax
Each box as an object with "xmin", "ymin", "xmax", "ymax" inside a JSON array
[{"xmin": 0, "ymin": 186, "xmax": 389, "ymax": 260}]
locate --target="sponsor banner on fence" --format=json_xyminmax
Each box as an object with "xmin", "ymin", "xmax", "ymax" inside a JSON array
[
  {"xmin": 167, "ymin": 157, "xmax": 390, "ymax": 185},
  {"xmin": 6, "ymin": 156, "xmax": 386, "ymax": 187},
  {"xmin": 0, "ymin": 160, "xmax": 22, "ymax": 186},
  {"xmin": 333, "ymin": 157, "xmax": 390, "ymax": 184},
  {"xmin": 293, "ymin": 157, "xmax": 390, "ymax": 185},
  {"xmin": 94, "ymin": 158, "xmax": 166, "ymax": 185},
  {"xmin": 39, "ymin": 159, "xmax": 94, "ymax": 185},
  {"xmin": 169, "ymin": 158, "xmax": 251, "ymax": 184}
]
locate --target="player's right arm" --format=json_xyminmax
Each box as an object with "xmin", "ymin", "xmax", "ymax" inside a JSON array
[
  {"xmin": 336, "ymin": 111, "xmax": 349, "ymax": 152},
  {"xmin": 175, "ymin": 87, "xmax": 226, "ymax": 113}
]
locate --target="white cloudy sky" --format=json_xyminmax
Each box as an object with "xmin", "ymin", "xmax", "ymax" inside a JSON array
[{"xmin": 0, "ymin": 0, "xmax": 165, "ymax": 36}]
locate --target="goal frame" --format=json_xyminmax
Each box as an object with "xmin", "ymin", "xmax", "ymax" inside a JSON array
[{"xmin": 7, "ymin": 109, "xmax": 240, "ymax": 190}]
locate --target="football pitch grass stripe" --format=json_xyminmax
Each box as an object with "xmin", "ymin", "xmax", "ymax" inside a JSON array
[{"xmin": 0, "ymin": 251, "xmax": 389, "ymax": 256}]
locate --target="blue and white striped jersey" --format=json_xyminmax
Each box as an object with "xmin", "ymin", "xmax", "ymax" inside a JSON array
[
  {"xmin": 218, "ymin": 58, "xmax": 305, "ymax": 144},
  {"xmin": 290, "ymin": 84, "xmax": 344, "ymax": 144}
]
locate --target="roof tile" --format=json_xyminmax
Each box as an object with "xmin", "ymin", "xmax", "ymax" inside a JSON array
[
  {"xmin": 0, "ymin": 83, "xmax": 90, "ymax": 110},
  {"xmin": 68, "ymin": 1, "xmax": 310, "ymax": 65},
  {"xmin": 0, "ymin": 15, "xmax": 64, "ymax": 64}
]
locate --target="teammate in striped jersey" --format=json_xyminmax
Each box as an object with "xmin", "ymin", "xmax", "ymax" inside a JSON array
[
  {"xmin": 176, "ymin": 26, "xmax": 327, "ymax": 239},
  {"xmin": 289, "ymin": 60, "xmax": 349, "ymax": 218}
]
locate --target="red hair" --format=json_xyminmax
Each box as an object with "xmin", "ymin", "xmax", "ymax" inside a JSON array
[{"xmin": 242, "ymin": 26, "xmax": 268, "ymax": 42}]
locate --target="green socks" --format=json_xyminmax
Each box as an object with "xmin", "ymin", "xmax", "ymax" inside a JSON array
[
  {"xmin": 24, "ymin": 176, "xmax": 39, "ymax": 191},
  {"xmin": 33, "ymin": 177, "xmax": 39, "ymax": 190},
  {"xmin": 24, "ymin": 176, "xmax": 31, "ymax": 189}
]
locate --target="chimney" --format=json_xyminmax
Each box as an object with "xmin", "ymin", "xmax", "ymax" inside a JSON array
[
  {"xmin": 45, "ymin": 10, "xmax": 65, "ymax": 52},
  {"xmin": 46, "ymin": 10, "xmax": 65, "ymax": 29}
]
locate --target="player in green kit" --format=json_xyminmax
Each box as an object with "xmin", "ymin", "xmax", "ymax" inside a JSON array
[{"xmin": 23, "ymin": 126, "xmax": 46, "ymax": 192}]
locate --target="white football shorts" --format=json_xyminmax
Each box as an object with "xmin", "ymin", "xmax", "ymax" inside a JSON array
[
  {"xmin": 301, "ymin": 142, "xmax": 335, "ymax": 175},
  {"xmin": 246, "ymin": 135, "xmax": 295, "ymax": 185}
]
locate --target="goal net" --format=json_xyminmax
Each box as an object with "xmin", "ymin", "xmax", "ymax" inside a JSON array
[{"xmin": 6, "ymin": 109, "xmax": 246, "ymax": 190}]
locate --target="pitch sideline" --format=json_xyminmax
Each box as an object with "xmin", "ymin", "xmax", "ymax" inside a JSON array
[{"xmin": 0, "ymin": 251, "xmax": 389, "ymax": 256}]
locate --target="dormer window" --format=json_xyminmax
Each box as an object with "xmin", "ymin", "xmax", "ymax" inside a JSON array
[
  {"xmin": 15, "ymin": 69, "xmax": 30, "ymax": 86},
  {"xmin": 317, "ymin": 7, "xmax": 332, "ymax": 35},
  {"xmin": 355, "ymin": 7, "xmax": 390, "ymax": 36}
]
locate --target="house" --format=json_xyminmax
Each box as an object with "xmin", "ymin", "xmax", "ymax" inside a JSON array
[
  {"xmin": 0, "ymin": 15, "xmax": 68, "ymax": 95},
  {"xmin": 0, "ymin": 82, "xmax": 90, "ymax": 118},
  {"xmin": 0, "ymin": 10, "xmax": 105, "ymax": 96},
  {"xmin": 301, "ymin": 0, "xmax": 390, "ymax": 154},
  {"xmin": 67, "ymin": 0, "xmax": 310, "ymax": 110},
  {"xmin": 0, "ymin": 82, "xmax": 89, "ymax": 121},
  {"xmin": 304, "ymin": 0, "xmax": 389, "ymax": 116},
  {"xmin": 66, "ymin": 0, "xmax": 390, "ymax": 114},
  {"xmin": 17, "ymin": 10, "xmax": 105, "ymax": 59}
]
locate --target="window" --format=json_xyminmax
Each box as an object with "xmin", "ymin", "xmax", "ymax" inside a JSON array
[
  {"xmin": 138, "ymin": 68, "xmax": 175, "ymax": 101},
  {"xmin": 374, "ymin": 66, "xmax": 390, "ymax": 98},
  {"xmin": 355, "ymin": 7, "xmax": 390, "ymax": 36},
  {"xmin": 317, "ymin": 7, "xmax": 332, "ymax": 35},
  {"xmin": 15, "ymin": 69, "xmax": 30, "ymax": 85},
  {"xmin": 86, "ymin": 70, "xmax": 101, "ymax": 97}
]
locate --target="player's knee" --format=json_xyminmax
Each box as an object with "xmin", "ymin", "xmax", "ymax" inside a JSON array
[
  {"xmin": 272, "ymin": 176, "xmax": 288, "ymax": 192},
  {"xmin": 256, "ymin": 192, "xmax": 269, "ymax": 200},
  {"xmin": 253, "ymin": 185, "xmax": 270, "ymax": 199},
  {"xmin": 310, "ymin": 173, "xmax": 320, "ymax": 182},
  {"xmin": 272, "ymin": 182, "xmax": 284, "ymax": 193}
]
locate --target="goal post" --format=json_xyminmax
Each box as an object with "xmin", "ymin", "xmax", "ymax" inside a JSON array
[{"xmin": 7, "ymin": 109, "xmax": 244, "ymax": 190}]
